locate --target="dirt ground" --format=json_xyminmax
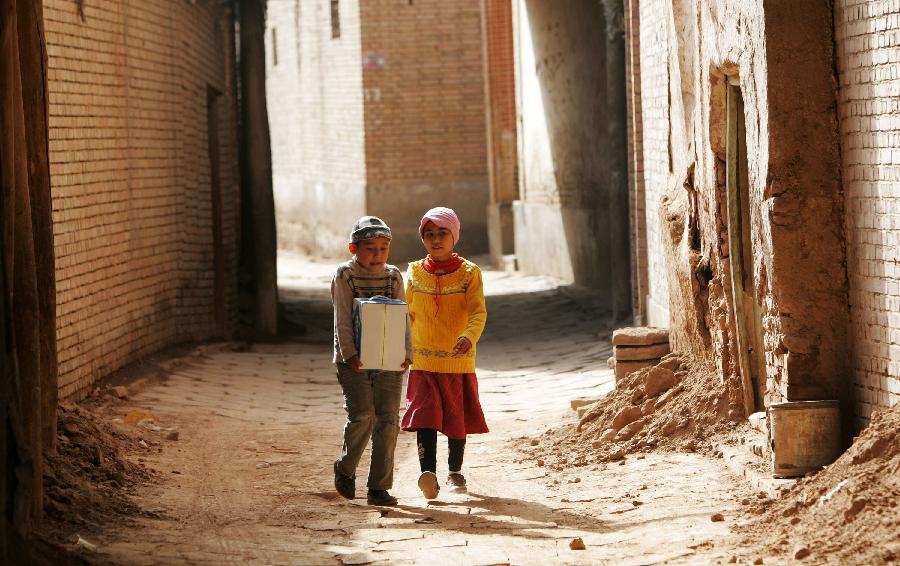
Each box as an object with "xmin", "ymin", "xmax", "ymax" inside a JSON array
[{"xmin": 44, "ymin": 256, "xmax": 781, "ymax": 565}]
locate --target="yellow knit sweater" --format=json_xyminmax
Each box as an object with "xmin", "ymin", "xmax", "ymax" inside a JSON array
[{"xmin": 406, "ymin": 258, "xmax": 487, "ymax": 373}]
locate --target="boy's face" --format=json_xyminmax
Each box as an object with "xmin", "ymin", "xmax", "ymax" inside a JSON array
[
  {"xmin": 351, "ymin": 236, "xmax": 391, "ymax": 271},
  {"xmin": 421, "ymin": 221, "xmax": 454, "ymax": 261}
]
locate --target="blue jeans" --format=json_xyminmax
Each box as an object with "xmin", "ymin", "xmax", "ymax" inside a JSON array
[{"xmin": 335, "ymin": 363, "xmax": 403, "ymax": 490}]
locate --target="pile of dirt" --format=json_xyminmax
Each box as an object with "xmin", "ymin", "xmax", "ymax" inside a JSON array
[
  {"xmin": 527, "ymin": 354, "xmax": 744, "ymax": 468},
  {"xmin": 41, "ymin": 401, "xmax": 157, "ymax": 546},
  {"xmin": 732, "ymin": 404, "xmax": 900, "ymax": 564}
]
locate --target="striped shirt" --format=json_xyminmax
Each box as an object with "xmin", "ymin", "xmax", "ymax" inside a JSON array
[{"xmin": 331, "ymin": 259, "xmax": 410, "ymax": 364}]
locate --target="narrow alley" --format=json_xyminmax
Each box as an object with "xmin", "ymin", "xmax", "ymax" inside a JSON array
[
  {"xmin": 3, "ymin": 0, "xmax": 898, "ymax": 564},
  {"xmin": 82, "ymin": 258, "xmax": 752, "ymax": 565}
]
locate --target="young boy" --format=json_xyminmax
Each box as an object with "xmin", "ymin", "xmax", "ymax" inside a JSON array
[{"xmin": 331, "ymin": 216, "xmax": 411, "ymax": 506}]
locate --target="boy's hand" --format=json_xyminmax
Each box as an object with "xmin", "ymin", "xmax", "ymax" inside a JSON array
[
  {"xmin": 453, "ymin": 337, "xmax": 472, "ymax": 356},
  {"xmin": 401, "ymin": 358, "xmax": 412, "ymax": 370},
  {"xmin": 348, "ymin": 356, "xmax": 364, "ymax": 373}
]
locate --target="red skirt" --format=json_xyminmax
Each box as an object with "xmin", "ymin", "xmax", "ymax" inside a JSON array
[{"xmin": 401, "ymin": 370, "xmax": 489, "ymax": 439}]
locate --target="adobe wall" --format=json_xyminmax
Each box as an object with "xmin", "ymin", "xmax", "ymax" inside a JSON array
[
  {"xmin": 266, "ymin": 0, "xmax": 367, "ymax": 257},
  {"xmin": 635, "ymin": 0, "xmax": 852, "ymax": 420},
  {"xmin": 834, "ymin": 1, "xmax": 900, "ymax": 425},
  {"xmin": 44, "ymin": 0, "xmax": 241, "ymax": 399},
  {"xmin": 513, "ymin": 0, "xmax": 612, "ymax": 291},
  {"xmin": 359, "ymin": 0, "xmax": 490, "ymax": 261}
]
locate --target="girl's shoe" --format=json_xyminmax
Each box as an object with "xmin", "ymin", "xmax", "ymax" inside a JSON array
[
  {"xmin": 417, "ymin": 471, "xmax": 440, "ymax": 499},
  {"xmin": 446, "ymin": 472, "xmax": 467, "ymax": 494}
]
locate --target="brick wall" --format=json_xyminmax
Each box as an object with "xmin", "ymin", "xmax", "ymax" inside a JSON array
[
  {"xmin": 625, "ymin": 0, "xmax": 647, "ymax": 324},
  {"xmin": 635, "ymin": 0, "xmax": 670, "ymax": 328},
  {"xmin": 44, "ymin": 0, "xmax": 240, "ymax": 399},
  {"xmin": 483, "ymin": 0, "xmax": 518, "ymax": 263},
  {"xmin": 266, "ymin": 0, "xmax": 490, "ymax": 261},
  {"xmin": 266, "ymin": 0, "xmax": 367, "ymax": 257},
  {"xmin": 834, "ymin": 0, "xmax": 900, "ymax": 424},
  {"xmin": 360, "ymin": 0, "xmax": 490, "ymax": 260}
]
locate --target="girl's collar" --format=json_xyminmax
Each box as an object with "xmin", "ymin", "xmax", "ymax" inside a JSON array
[{"xmin": 422, "ymin": 253, "xmax": 463, "ymax": 275}]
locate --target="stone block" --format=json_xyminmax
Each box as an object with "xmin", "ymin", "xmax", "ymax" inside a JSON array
[
  {"xmin": 614, "ymin": 342, "xmax": 671, "ymax": 361},
  {"xmin": 615, "ymin": 417, "xmax": 646, "ymax": 441},
  {"xmin": 615, "ymin": 359, "xmax": 658, "ymax": 383},
  {"xmin": 643, "ymin": 367, "xmax": 676, "ymax": 398},
  {"xmin": 612, "ymin": 326, "xmax": 670, "ymax": 346},
  {"xmin": 576, "ymin": 402, "xmax": 598, "ymax": 418},
  {"xmin": 611, "ymin": 406, "xmax": 642, "ymax": 431},
  {"xmin": 570, "ymin": 397, "xmax": 600, "ymax": 411}
]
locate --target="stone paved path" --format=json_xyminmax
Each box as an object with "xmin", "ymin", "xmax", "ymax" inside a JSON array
[{"xmin": 95, "ymin": 255, "xmax": 752, "ymax": 565}]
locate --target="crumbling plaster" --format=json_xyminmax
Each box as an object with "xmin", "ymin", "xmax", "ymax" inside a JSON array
[{"xmin": 646, "ymin": 0, "xmax": 851, "ymax": 418}]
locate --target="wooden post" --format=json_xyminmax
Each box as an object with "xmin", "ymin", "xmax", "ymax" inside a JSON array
[
  {"xmin": 0, "ymin": 0, "xmax": 56, "ymax": 557},
  {"xmin": 17, "ymin": 0, "xmax": 57, "ymax": 453},
  {"xmin": 725, "ymin": 80, "xmax": 762, "ymax": 417}
]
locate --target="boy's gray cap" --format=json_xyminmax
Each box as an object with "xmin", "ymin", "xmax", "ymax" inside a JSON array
[{"xmin": 350, "ymin": 216, "xmax": 392, "ymax": 243}]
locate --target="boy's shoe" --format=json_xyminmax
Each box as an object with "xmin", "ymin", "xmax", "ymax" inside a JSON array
[
  {"xmin": 334, "ymin": 460, "xmax": 355, "ymax": 500},
  {"xmin": 446, "ymin": 472, "xmax": 467, "ymax": 494},
  {"xmin": 366, "ymin": 489, "xmax": 398, "ymax": 506},
  {"xmin": 418, "ymin": 471, "xmax": 440, "ymax": 500}
]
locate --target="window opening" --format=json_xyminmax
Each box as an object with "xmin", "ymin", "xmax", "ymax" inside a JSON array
[
  {"xmin": 330, "ymin": 0, "xmax": 341, "ymax": 39},
  {"xmin": 271, "ymin": 27, "xmax": 278, "ymax": 66}
]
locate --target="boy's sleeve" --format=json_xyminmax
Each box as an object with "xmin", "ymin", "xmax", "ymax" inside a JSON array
[
  {"xmin": 460, "ymin": 266, "xmax": 487, "ymax": 345},
  {"xmin": 331, "ymin": 270, "xmax": 358, "ymax": 362}
]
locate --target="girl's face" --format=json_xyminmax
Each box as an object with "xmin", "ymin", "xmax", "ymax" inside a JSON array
[{"xmin": 421, "ymin": 221, "xmax": 454, "ymax": 261}]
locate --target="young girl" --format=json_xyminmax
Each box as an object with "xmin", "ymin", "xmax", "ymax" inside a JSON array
[{"xmin": 400, "ymin": 207, "xmax": 489, "ymax": 499}]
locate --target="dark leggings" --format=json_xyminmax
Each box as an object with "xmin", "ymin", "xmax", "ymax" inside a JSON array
[{"xmin": 416, "ymin": 429, "xmax": 466, "ymax": 474}]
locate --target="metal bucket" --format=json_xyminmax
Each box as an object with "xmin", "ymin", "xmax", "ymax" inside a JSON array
[{"xmin": 768, "ymin": 400, "xmax": 841, "ymax": 478}]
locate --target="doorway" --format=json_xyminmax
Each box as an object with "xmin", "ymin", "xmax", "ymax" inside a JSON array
[{"xmin": 725, "ymin": 80, "xmax": 766, "ymax": 412}]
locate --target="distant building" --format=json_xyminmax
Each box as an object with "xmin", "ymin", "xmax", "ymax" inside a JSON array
[{"xmin": 266, "ymin": 0, "xmax": 491, "ymax": 261}]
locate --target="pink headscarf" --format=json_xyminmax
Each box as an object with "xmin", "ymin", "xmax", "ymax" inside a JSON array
[{"xmin": 419, "ymin": 206, "xmax": 461, "ymax": 243}]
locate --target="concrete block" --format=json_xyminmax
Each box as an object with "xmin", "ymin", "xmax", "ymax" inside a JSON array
[
  {"xmin": 615, "ymin": 359, "xmax": 658, "ymax": 383},
  {"xmin": 611, "ymin": 326, "xmax": 669, "ymax": 346},
  {"xmin": 614, "ymin": 342, "xmax": 671, "ymax": 361}
]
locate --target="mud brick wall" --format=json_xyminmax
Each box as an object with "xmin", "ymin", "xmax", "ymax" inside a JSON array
[
  {"xmin": 834, "ymin": 0, "xmax": 900, "ymax": 425},
  {"xmin": 266, "ymin": 0, "xmax": 367, "ymax": 258},
  {"xmin": 360, "ymin": 0, "xmax": 489, "ymax": 261},
  {"xmin": 44, "ymin": 0, "xmax": 240, "ymax": 399},
  {"xmin": 633, "ymin": 0, "xmax": 853, "ymax": 425}
]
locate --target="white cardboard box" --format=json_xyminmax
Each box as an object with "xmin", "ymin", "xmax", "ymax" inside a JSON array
[{"xmin": 353, "ymin": 297, "xmax": 408, "ymax": 371}]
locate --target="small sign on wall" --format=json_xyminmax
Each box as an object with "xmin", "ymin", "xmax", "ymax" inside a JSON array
[{"xmin": 363, "ymin": 52, "xmax": 386, "ymax": 70}]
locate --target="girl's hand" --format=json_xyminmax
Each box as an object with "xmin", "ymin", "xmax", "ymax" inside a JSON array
[
  {"xmin": 401, "ymin": 358, "xmax": 412, "ymax": 370},
  {"xmin": 348, "ymin": 356, "xmax": 364, "ymax": 373},
  {"xmin": 453, "ymin": 336, "xmax": 472, "ymax": 356}
]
